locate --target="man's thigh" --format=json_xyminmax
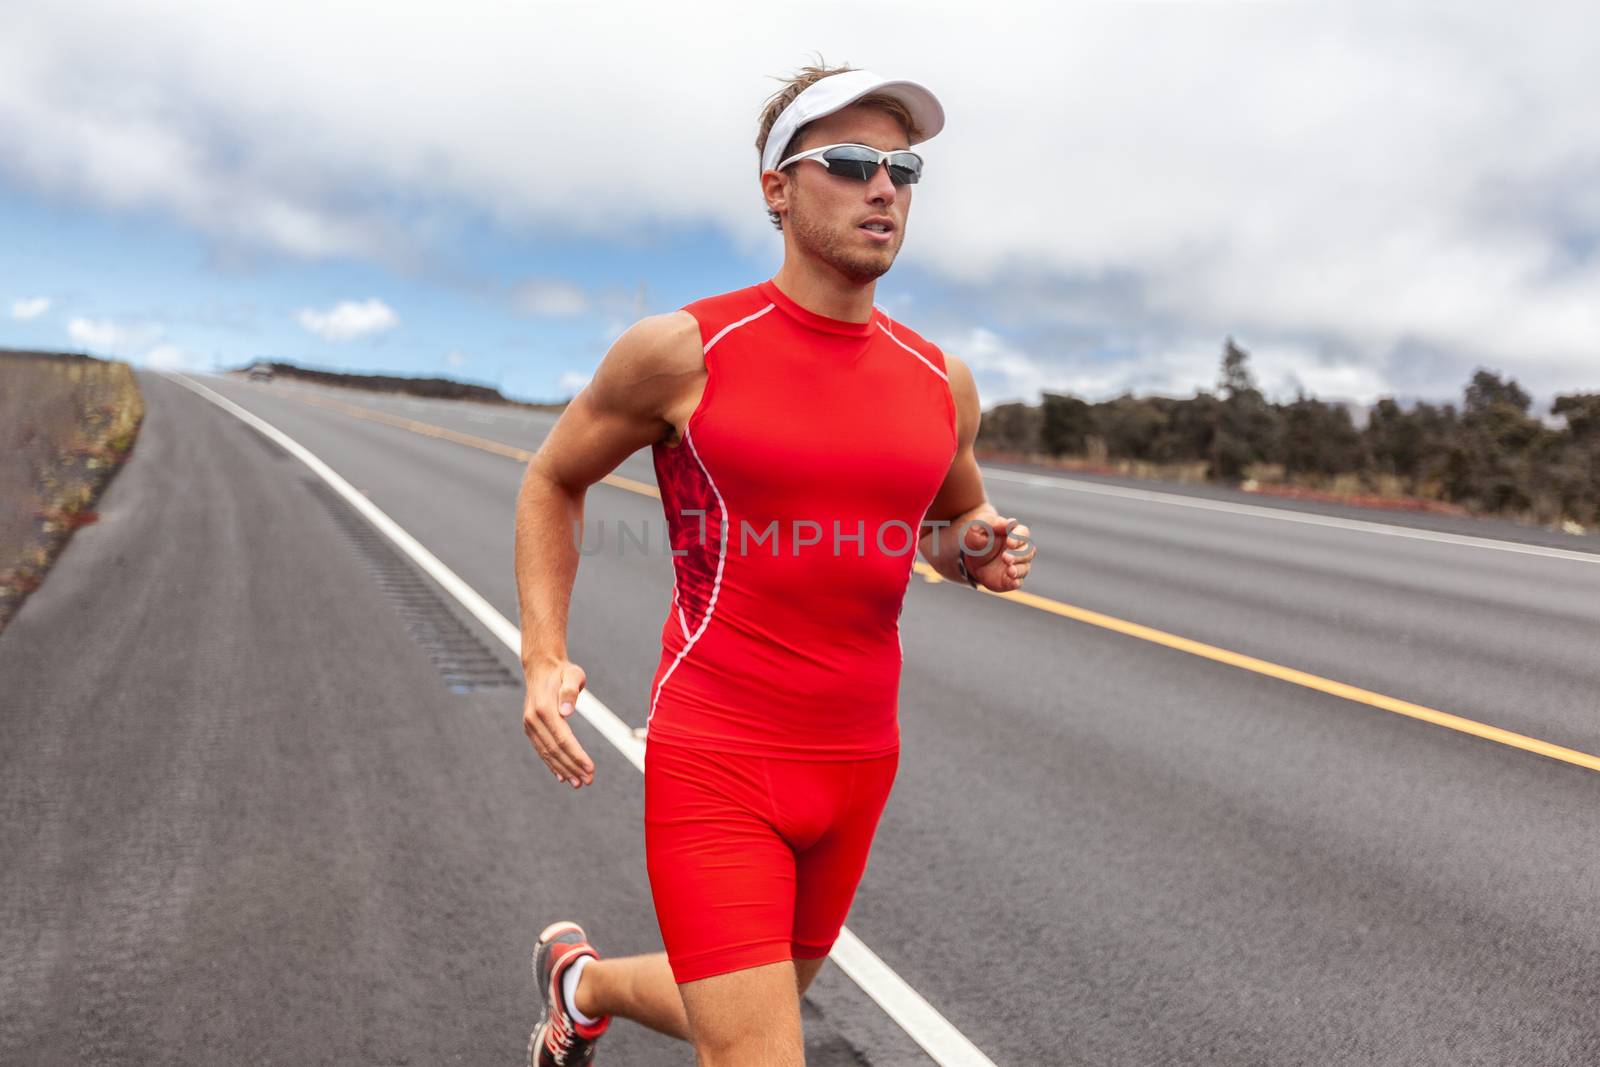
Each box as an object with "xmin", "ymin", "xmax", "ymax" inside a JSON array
[
  {"xmin": 678, "ymin": 959, "xmax": 804, "ymax": 1067},
  {"xmin": 644, "ymin": 740, "xmax": 799, "ymax": 983},
  {"xmin": 787, "ymin": 749, "xmax": 900, "ymax": 958}
]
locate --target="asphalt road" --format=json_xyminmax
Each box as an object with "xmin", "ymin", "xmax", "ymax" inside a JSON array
[{"xmin": 3, "ymin": 369, "xmax": 1598, "ymax": 1065}]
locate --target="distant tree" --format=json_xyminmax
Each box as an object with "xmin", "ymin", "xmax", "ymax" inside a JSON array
[
  {"xmin": 1363, "ymin": 396, "xmax": 1465, "ymax": 496},
  {"xmin": 1552, "ymin": 393, "xmax": 1600, "ymax": 442},
  {"xmin": 1166, "ymin": 391, "xmax": 1223, "ymax": 464},
  {"xmin": 1445, "ymin": 368, "xmax": 1543, "ymax": 514},
  {"xmin": 1464, "ymin": 369, "xmax": 1532, "ymax": 416},
  {"xmin": 976, "ymin": 400, "xmax": 1043, "ymax": 454},
  {"xmin": 1137, "ymin": 397, "xmax": 1194, "ymax": 462},
  {"xmin": 1279, "ymin": 391, "xmax": 1365, "ymax": 479},
  {"xmin": 1039, "ymin": 392, "xmax": 1096, "ymax": 456},
  {"xmin": 1208, "ymin": 337, "xmax": 1280, "ymax": 482},
  {"xmin": 1410, "ymin": 400, "xmax": 1460, "ymax": 494},
  {"xmin": 1095, "ymin": 392, "xmax": 1171, "ymax": 461},
  {"xmin": 1549, "ymin": 392, "xmax": 1600, "ymax": 524},
  {"xmin": 968, "ymin": 353, "xmax": 1592, "ymax": 525},
  {"xmin": 1218, "ymin": 336, "xmax": 1257, "ymax": 402},
  {"xmin": 1364, "ymin": 397, "xmax": 1426, "ymax": 483}
]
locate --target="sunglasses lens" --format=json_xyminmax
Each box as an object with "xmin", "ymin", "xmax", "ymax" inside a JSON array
[
  {"xmin": 816, "ymin": 145, "xmax": 924, "ymax": 185},
  {"xmin": 822, "ymin": 146, "xmax": 881, "ymax": 181},
  {"xmin": 887, "ymin": 154, "xmax": 922, "ymax": 185},
  {"xmin": 834, "ymin": 161, "xmax": 879, "ymax": 181}
]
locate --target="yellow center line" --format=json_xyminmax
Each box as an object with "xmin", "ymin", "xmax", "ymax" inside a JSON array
[{"xmin": 273, "ymin": 383, "xmax": 1600, "ymax": 775}]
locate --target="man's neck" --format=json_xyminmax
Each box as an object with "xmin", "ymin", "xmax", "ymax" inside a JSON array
[{"xmin": 768, "ymin": 262, "xmax": 878, "ymax": 324}]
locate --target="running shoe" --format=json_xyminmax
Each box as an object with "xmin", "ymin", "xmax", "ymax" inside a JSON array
[{"xmin": 528, "ymin": 919, "xmax": 612, "ymax": 1066}]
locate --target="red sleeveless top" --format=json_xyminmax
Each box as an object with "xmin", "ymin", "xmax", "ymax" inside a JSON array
[{"xmin": 644, "ymin": 277, "xmax": 959, "ymax": 759}]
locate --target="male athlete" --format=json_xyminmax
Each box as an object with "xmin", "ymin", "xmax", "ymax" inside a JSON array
[{"xmin": 514, "ymin": 62, "xmax": 1037, "ymax": 1066}]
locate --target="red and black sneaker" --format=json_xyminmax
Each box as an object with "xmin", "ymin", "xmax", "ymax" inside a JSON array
[{"xmin": 528, "ymin": 920, "xmax": 612, "ymax": 1067}]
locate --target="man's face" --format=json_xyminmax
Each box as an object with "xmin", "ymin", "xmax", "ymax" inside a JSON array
[{"xmin": 776, "ymin": 104, "xmax": 913, "ymax": 284}]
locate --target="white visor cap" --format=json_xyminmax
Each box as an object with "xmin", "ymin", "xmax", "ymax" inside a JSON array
[{"xmin": 760, "ymin": 69, "xmax": 945, "ymax": 176}]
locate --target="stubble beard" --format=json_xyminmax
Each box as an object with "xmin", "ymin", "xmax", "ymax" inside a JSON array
[{"xmin": 788, "ymin": 189, "xmax": 898, "ymax": 285}]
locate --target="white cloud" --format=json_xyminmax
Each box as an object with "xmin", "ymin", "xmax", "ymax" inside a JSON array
[
  {"xmin": 66, "ymin": 317, "xmax": 164, "ymax": 353},
  {"xmin": 1251, "ymin": 344, "xmax": 1392, "ymax": 407},
  {"xmin": 11, "ymin": 296, "xmax": 50, "ymax": 320},
  {"xmin": 445, "ymin": 349, "xmax": 467, "ymax": 367},
  {"xmin": 957, "ymin": 327, "xmax": 1073, "ymax": 405},
  {"xmin": 512, "ymin": 278, "xmax": 588, "ymax": 318},
  {"xmin": 140, "ymin": 343, "xmax": 201, "ymax": 371},
  {"xmin": 68, "ymin": 318, "xmax": 119, "ymax": 349},
  {"xmin": 949, "ymin": 327, "xmax": 1403, "ymax": 410},
  {"xmin": 955, "ymin": 325, "xmax": 1220, "ymax": 407},
  {"xmin": 557, "ymin": 370, "xmax": 592, "ymax": 394},
  {"xmin": 4, "ymin": 2, "xmax": 1599, "ymax": 402},
  {"xmin": 294, "ymin": 298, "xmax": 397, "ymax": 341}
]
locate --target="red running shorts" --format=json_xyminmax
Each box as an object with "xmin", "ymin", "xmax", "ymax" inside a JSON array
[{"xmin": 643, "ymin": 737, "xmax": 900, "ymax": 984}]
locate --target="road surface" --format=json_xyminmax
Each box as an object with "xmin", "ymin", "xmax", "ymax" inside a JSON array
[{"xmin": 3, "ymin": 370, "xmax": 1598, "ymax": 1065}]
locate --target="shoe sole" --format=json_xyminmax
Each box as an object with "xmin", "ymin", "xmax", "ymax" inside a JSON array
[{"xmin": 527, "ymin": 1020, "xmax": 551, "ymax": 1067}]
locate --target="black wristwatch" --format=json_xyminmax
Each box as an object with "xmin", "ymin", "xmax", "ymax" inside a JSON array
[{"xmin": 956, "ymin": 554, "xmax": 980, "ymax": 588}]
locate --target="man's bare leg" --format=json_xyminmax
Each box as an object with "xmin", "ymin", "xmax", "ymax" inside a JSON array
[
  {"xmin": 676, "ymin": 959, "xmax": 805, "ymax": 1067},
  {"xmin": 574, "ymin": 952, "xmax": 690, "ymax": 1041},
  {"xmin": 573, "ymin": 953, "xmax": 829, "ymax": 1051}
]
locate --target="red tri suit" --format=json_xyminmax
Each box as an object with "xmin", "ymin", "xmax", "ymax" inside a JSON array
[
  {"xmin": 645, "ymin": 277, "xmax": 959, "ymax": 760},
  {"xmin": 640, "ymin": 276, "xmax": 959, "ymax": 984}
]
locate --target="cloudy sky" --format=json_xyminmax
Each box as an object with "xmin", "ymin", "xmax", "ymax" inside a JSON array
[{"xmin": 1, "ymin": 1, "xmax": 1595, "ymax": 415}]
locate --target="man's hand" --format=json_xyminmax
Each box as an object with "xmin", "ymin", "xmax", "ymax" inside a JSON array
[
  {"xmin": 522, "ymin": 655, "xmax": 596, "ymax": 789},
  {"xmin": 959, "ymin": 514, "xmax": 1036, "ymax": 593}
]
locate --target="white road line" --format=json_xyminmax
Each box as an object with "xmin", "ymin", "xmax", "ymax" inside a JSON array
[
  {"xmin": 167, "ymin": 371, "xmax": 997, "ymax": 1067},
  {"xmin": 982, "ymin": 466, "xmax": 1600, "ymax": 565},
  {"xmin": 829, "ymin": 929, "xmax": 996, "ymax": 1065}
]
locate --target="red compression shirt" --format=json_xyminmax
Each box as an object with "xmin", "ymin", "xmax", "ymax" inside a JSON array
[{"xmin": 644, "ymin": 277, "xmax": 959, "ymax": 759}]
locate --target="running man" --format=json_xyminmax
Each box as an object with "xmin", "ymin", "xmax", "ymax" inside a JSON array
[{"xmin": 514, "ymin": 61, "xmax": 1036, "ymax": 1066}]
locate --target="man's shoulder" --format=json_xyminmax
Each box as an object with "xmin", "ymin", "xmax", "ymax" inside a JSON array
[
  {"xmin": 873, "ymin": 305, "xmax": 950, "ymax": 375},
  {"xmin": 606, "ymin": 283, "xmax": 775, "ymax": 375},
  {"xmin": 679, "ymin": 281, "xmax": 774, "ymax": 340},
  {"xmin": 608, "ymin": 309, "xmax": 703, "ymax": 379}
]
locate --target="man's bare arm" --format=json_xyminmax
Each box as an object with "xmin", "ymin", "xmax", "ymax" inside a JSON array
[
  {"xmin": 513, "ymin": 310, "xmax": 702, "ymax": 788},
  {"xmin": 917, "ymin": 353, "xmax": 1036, "ymax": 591}
]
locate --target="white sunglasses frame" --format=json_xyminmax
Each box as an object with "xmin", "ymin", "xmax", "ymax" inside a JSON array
[{"xmin": 773, "ymin": 142, "xmax": 925, "ymax": 183}]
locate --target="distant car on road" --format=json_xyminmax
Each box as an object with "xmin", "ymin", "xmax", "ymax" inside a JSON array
[{"xmin": 248, "ymin": 364, "xmax": 274, "ymax": 383}]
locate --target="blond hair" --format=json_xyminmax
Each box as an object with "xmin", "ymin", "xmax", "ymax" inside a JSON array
[{"xmin": 755, "ymin": 56, "xmax": 922, "ymax": 231}]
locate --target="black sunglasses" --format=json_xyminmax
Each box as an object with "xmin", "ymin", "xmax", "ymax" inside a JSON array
[{"xmin": 776, "ymin": 142, "xmax": 924, "ymax": 186}]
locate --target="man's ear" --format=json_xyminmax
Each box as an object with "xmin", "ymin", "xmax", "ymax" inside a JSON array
[{"xmin": 762, "ymin": 170, "xmax": 791, "ymax": 217}]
